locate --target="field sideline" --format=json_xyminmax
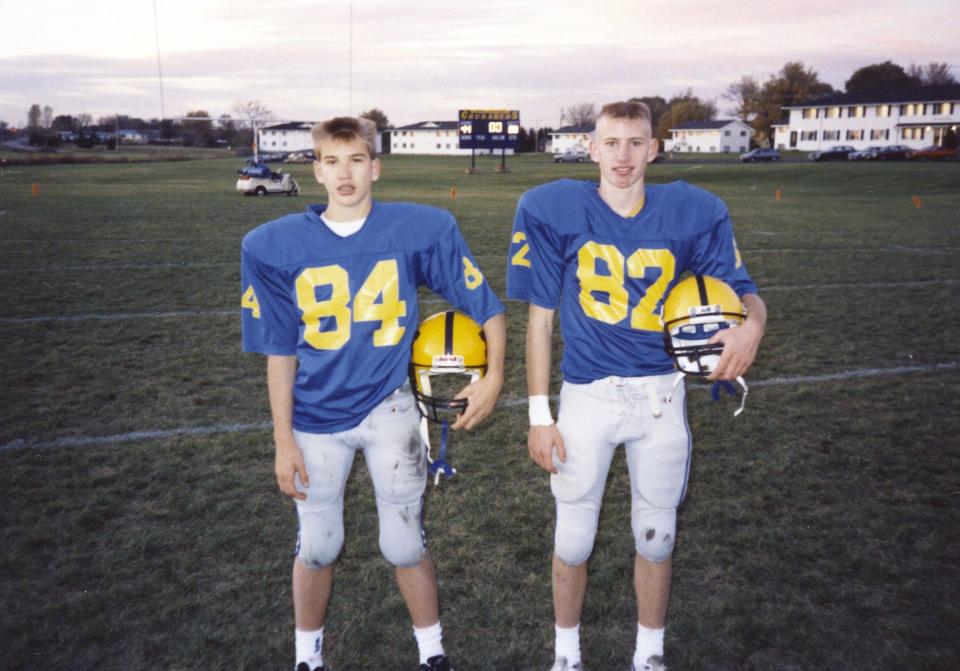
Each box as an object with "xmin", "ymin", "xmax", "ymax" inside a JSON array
[{"xmin": 1, "ymin": 155, "xmax": 958, "ymax": 670}]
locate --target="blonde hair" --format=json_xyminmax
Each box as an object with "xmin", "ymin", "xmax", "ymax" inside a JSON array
[
  {"xmin": 311, "ymin": 116, "xmax": 377, "ymax": 158},
  {"xmin": 598, "ymin": 100, "xmax": 652, "ymax": 125}
]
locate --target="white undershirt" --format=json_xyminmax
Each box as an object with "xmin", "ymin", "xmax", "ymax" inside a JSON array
[{"xmin": 320, "ymin": 214, "xmax": 366, "ymax": 237}]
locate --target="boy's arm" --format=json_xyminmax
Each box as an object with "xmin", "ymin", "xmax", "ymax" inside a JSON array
[
  {"xmin": 526, "ymin": 303, "xmax": 565, "ymax": 474},
  {"xmin": 267, "ymin": 354, "xmax": 308, "ymax": 500},
  {"xmin": 708, "ymin": 292, "xmax": 766, "ymax": 381},
  {"xmin": 451, "ymin": 312, "xmax": 506, "ymax": 430}
]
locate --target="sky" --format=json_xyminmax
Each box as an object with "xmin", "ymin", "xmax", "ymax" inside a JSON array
[{"xmin": 1, "ymin": 0, "xmax": 957, "ymax": 129}]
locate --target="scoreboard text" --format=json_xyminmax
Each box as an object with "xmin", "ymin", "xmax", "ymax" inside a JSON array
[{"xmin": 458, "ymin": 109, "xmax": 521, "ymax": 150}]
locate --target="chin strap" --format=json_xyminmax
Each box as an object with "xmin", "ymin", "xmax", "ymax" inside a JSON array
[
  {"xmin": 666, "ymin": 371, "xmax": 749, "ymax": 417},
  {"xmin": 420, "ymin": 416, "xmax": 456, "ymax": 486},
  {"xmin": 710, "ymin": 376, "xmax": 749, "ymax": 416}
]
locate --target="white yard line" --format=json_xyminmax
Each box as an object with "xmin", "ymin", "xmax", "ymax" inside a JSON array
[{"xmin": 2, "ymin": 362, "xmax": 956, "ymax": 453}]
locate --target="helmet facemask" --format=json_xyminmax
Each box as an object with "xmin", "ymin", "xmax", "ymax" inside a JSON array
[
  {"xmin": 409, "ymin": 311, "xmax": 487, "ymax": 424},
  {"xmin": 663, "ymin": 311, "xmax": 743, "ymax": 376}
]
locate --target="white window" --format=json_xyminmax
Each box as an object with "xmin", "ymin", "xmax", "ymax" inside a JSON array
[
  {"xmin": 846, "ymin": 130, "xmax": 864, "ymax": 140},
  {"xmin": 823, "ymin": 130, "xmax": 840, "ymax": 141},
  {"xmin": 801, "ymin": 130, "xmax": 818, "ymax": 141},
  {"xmin": 724, "ymin": 130, "xmax": 731, "ymax": 136},
  {"xmin": 870, "ymin": 129, "xmax": 890, "ymax": 140},
  {"xmin": 803, "ymin": 108, "xmax": 816, "ymax": 119},
  {"xmin": 878, "ymin": 105, "xmax": 891, "ymax": 117}
]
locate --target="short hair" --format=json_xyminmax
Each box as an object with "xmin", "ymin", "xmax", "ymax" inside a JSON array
[
  {"xmin": 595, "ymin": 101, "xmax": 652, "ymax": 134},
  {"xmin": 311, "ymin": 116, "xmax": 377, "ymax": 158}
]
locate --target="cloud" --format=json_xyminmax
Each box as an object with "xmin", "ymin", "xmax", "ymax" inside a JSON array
[{"xmin": 1, "ymin": 0, "xmax": 956, "ymax": 127}]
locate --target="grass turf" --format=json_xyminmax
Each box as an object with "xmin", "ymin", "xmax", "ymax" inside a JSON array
[{"xmin": 0, "ymin": 154, "xmax": 958, "ymax": 670}]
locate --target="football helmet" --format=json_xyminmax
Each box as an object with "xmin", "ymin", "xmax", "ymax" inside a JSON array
[
  {"xmin": 661, "ymin": 274, "xmax": 746, "ymax": 376},
  {"xmin": 409, "ymin": 310, "xmax": 487, "ymax": 423}
]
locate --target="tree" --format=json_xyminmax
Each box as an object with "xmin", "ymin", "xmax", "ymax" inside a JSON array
[
  {"xmin": 217, "ymin": 115, "xmax": 238, "ymax": 145},
  {"xmin": 41, "ymin": 106, "xmax": 54, "ymax": 128},
  {"xmin": 76, "ymin": 113, "xmax": 92, "ymax": 130},
  {"xmin": 908, "ymin": 62, "xmax": 956, "ymax": 86},
  {"xmin": 182, "ymin": 110, "xmax": 215, "ymax": 147},
  {"xmin": 654, "ymin": 90, "xmax": 716, "ymax": 142},
  {"xmin": 628, "ymin": 96, "xmax": 669, "ymax": 132},
  {"xmin": 845, "ymin": 61, "xmax": 919, "ymax": 94},
  {"xmin": 722, "ymin": 76, "xmax": 761, "ymax": 122},
  {"xmin": 232, "ymin": 100, "xmax": 272, "ymax": 129},
  {"xmin": 359, "ymin": 108, "xmax": 390, "ymax": 131},
  {"xmin": 27, "ymin": 104, "xmax": 41, "ymax": 130},
  {"xmin": 734, "ymin": 61, "xmax": 834, "ymax": 146},
  {"xmin": 564, "ymin": 103, "xmax": 597, "ymax": 127},
  {"xmin": 52, "ymin": 115, "xmax": 77, "ymax": 132}
]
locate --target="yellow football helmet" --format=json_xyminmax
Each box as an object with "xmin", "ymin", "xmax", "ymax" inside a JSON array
[
  {"xmin": 409, "ymin": 310, "xmax": 487, "ymax": 422},
  {"xmin": 661, "ymin": 274, "xmax": 746, "ymax": 376}
]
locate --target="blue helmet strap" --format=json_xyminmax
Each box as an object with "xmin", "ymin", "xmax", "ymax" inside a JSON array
[
  {"xmin": 427, "ymin": 420, "xmax": 457, "ymax": 485},
  {"xmin": 710, "ymin": 376, "xmax": 749, "ymax": 417}
]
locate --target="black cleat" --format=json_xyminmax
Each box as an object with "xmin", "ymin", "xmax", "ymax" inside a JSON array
[
  {"xmin": 419, "ymin": 654, "xmax": 452, "ymax": 671},
  {"xmin": 295, "ymin": 663, "xmax": 326, "ymax": 671}
]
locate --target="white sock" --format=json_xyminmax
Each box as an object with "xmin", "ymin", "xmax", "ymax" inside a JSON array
[
  {"xmin": 555, "ymin": 623, "xmax": 581, "ymax": 665},
  {"xmin": 295, "ymin": 627, "xmax": 324, "ymax": 668},
  {"xmin": 633, "ymin": 623, "xmax": 664, "ymax": 667},
  {"xmin": 413, "ymin": 621, "xmax": 444, "ymax": 665}
]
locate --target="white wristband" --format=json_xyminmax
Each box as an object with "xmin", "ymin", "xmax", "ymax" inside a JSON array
[{"xmin": 528, "ymin": 395, "xmax": 554, "ymax": 426}]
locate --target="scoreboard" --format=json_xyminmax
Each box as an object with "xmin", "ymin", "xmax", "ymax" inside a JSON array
[{"xmin": 458, "ymin": 109, "xmax": 520, "ymax": 150}]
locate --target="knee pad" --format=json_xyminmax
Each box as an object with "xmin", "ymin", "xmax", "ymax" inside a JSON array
[
  {"xmin": 554, "ymin": 499, "xmax": 600, "ymax": 566},
  {"xmin": 631, "ymin": 504, "xmax": 677, "ymax": 564},
  {"xmin": 295, "ymin": 505, "xmax": 345, "ymax": 570},
  {"xmin": 376, "ymin": 497, "xmax": 426, "ymax": 567}
]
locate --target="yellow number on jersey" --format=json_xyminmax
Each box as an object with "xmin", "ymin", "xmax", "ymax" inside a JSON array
[
  {"xmin": 511, "ymin": 231, "xmax": 531, "ymax": 268},
  {"xmin": 241, "ymin": 285, "xmax": 261, "ymax": 319},
  {"xmin": 463, "ymin": 256, "xmax": 485, "ymax": 290},
  {"xmin": 354, "ymin": 259, "xmax": 407, "ymax": 347},
  {"xmin": 296, "ymin": 266, "xmax": 351, "ymax": 350},
  {"xmin": 626, "ymin": 249, "xmax": 675, "ymax": 331},
  {"xmin": 577, "ymin": 242, "xmax": 629, "ymax": 324},
  {"xmin": 576, "ymin": 242, "xmax": 676, "ymax": 332}
]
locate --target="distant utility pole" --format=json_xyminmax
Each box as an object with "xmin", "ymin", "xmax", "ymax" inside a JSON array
[
  {"xmin": 348, "ymin": 1, "xmax": 353, "ymax": 115},
  {"xmin": 152, "ymin": 0, "xmax": 165, "ymax": 119}
]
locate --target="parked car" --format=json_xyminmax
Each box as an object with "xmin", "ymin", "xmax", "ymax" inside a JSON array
[
  {"xmin": 906, "ymin": 145, "xmax": 957, "ymax": 161},
  {"xmin": 236, "ymin": 162, "xmax": 299, "ymax": 196},
  {"xmin": 554, "ymin": 148, "xmax": 588, "ymax": 163},
  {"xmin": 849, "ymin": 146, "xmax": 884, "ymax": 161},
  {"xmin": 808, "ymin": 145, "xmax": 856, "ymax": 161},
  {"xmin": 284, "ymin": 150, "xmax": 316, "ymax": 164},
  {"xmin": 876, "ymin": 145, "xmax": 912, "ymax": 161},
  {"xmin": 740, "ymin": 148, "xmax": 780, "ymax": 163}
]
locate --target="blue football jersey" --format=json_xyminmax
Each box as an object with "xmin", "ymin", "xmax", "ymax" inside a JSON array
[
  {"xmin": 506, "ymin": 179, "xmax": 757, "ymax": 383},
  {"xmin": 242, "ymin": 201, "xmax": 505, "ymax": 433}
]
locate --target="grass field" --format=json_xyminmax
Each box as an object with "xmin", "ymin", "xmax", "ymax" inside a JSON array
[{"xmin": 1, "ymin": 153, "xmax": 958, "ymax": 671}]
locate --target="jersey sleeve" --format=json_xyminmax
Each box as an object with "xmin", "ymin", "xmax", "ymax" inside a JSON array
[
  {"xmin": 506, "ymin": 197, "xmax": 534, "ymax": 301},
  {"xmin": 240, "ymin": 245, "xmax": 300, "ymax": 355},
  {"xmin": 418, "ymin": 214, "xmax": 505, "ymax": 325},
  {"xmin": 689, "ymin": 199, "xmax": 758, "ymax": 297},
  {"xmin": 510, "ymin": 195, "xmax": 564, "ymax": 309}
]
